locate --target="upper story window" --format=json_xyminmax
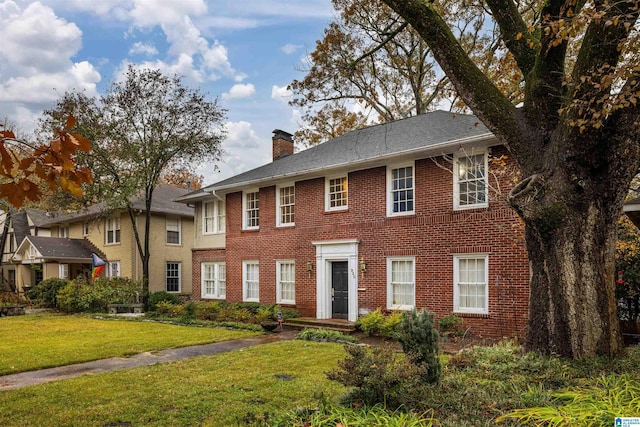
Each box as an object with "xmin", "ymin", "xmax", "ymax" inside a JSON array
[
  {"xmin": 387, "ymin": 257, "xmax": 416, "ymax": 310},
  {"xmin": 454, "ymin": 254, "xmax": 489, "ymax": 314},
  {"xmin": 387, "ymin": 164, "xmax": 415, "ymax": 216},
  {"xmin": 243, "ymin": 190, "xmax": 260, "ymax": 230},
  {"xmin": 83, "ymin": 221, "xmax": 90, "ymax": 236},
  {"xmin": 58, "ymin": 226, "xmax": 69, "ymax": 238},
  {"xmin": 166, "ymin": 217, "xmax": 181, "ymax": 245},
  {"xmin": 326, "ymin": 176, "xmax": 348, "ymax": 211},
  {"xmin": 277, "ymin": 185, "xmax": 295, "ymax": 227},
  {"xmin": 203, "ymin": 200, "xmax": 225, "ymax": 234},
  {"xmin": 454, "ymin": 152, "xmax": 488, "ymax": 210},
  {"xmin": 105, "ymin": 217, "xmax": 120, "ymax": 245}
]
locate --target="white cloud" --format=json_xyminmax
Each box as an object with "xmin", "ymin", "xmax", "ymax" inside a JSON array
[
  {"xmin": 129, "ymin": 42, "xmax": 158, "ymax": 56},
  {"xmin": 222, "ymin": 83, "xmax": 255, "ymax": 100},
  {"xmin": 271, "ymin": 85, "xmax": 292, "ymax": 102},
  {"xmin": 281, "ymin": 43, "xmax": 302, "ymax": 55},
  {"xmin": 129, "ymin": 0, "xmax": 207, "ymax": 28}
]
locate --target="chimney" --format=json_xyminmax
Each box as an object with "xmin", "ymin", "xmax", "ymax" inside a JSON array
[{"xmin": 272, "ymin": 129, "xmax": 294, "ymax": 161}]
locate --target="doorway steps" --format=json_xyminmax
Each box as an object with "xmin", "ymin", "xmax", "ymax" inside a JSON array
[{"xmin": 283, "ymin": 317, "xmax": 356, "ymax": 333}]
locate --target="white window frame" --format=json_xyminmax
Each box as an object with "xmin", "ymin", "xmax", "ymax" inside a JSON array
[
  {"xmin": 105, "ymin": 217, "xmax": 120, "ymax": 245},
  {"xmin": 276, "ymin": 184, "xmax": 295, "ymax": 227},
  {"xmin": 201, "ymin": 262, "xmax": 226, "ymax": 299},
  {"xmin": 325, "ymin": 176, "xmax": 348, "ymax": 212},
  {"xmin": 58, "ymin": 226, "xmax": 69, "ymax": 238},
  {"xmin": 166, "ymin": 262, "xmax": 181, "ymax": 293},
  {"xmin": 59, "ymin": 264, "xmax": 69, "ymax": 279},
  {"xmin": 242, "ymin": 260, "xmax": 259, "ymax": 302},
  {"xmin": 453, "ymin": 254, "xmax": 489, "ymax": 314},
  {"xmin": 386, "ymin": 256, "xmax": 416, "ymax": 310},
  {"xmin": 203, "ymin": 199, "xmax": 225, "ymax": 235},
  {"xmin": 453, "ymin": 150, "xmax": 488, "ymax": 210},
  {"xmin": 276, "ymin": 260, "xmax": 296, "ymax": 304},
  {"xmin": 107, "ymin": 261, "xmax": 121, "ymax": 278},
  {"xmin": 166, "ymin": 217, "xmax": 181, "ymax": 245},
  {"xmin": 242, "ymin": 190, "xmax": 260, "ymax": 230},
  {"xmin": 387, "ymin": 163, "xmax": 415, "ymax": 217}
]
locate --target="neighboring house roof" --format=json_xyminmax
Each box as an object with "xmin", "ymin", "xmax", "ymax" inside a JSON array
[
  {"xmin": 10, "ymin": 211, "xmax": 31, "ymax": 248},
  {"xmin": 13, "ymin": 236, "xmax": 102, "ymax": 263},
  {"xmin": 44, "ymin": 184, "xmax": 194, "ymax": 224},
  {"xmin": 178, "ymin": 110, "xmax": 493, "ymax": 200},
  {"xmin": 624, "ymin": 197, "xmax": 640, "ymax": 229}
]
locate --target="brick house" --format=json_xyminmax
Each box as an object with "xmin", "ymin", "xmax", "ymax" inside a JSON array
[{"xmin": 178, "ymin": 111, "xmax": 530, "ymax": 338}]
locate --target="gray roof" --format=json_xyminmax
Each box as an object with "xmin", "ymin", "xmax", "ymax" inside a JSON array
[
  {"xmin": 44, "ymin": 184, "xmax": 194, "ymax": 224},
  {"xmin": 194, "ymin": 110, "xmax": 493, "ymax": 195},
  {"xmin": 23, "ymin": 236, "xmax": 100, "ymax": 261}
]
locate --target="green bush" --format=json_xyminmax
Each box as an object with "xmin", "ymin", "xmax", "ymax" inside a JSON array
[
  {"xmin": 148, "ymin": 291, "xmax": 181, "ymax": 311},
  {"xmin": 194, "ymin": 301, "xmax": 227, "ymax": 320},
  {"xmin": 296, "ymin": 328, "xmax": 358, "ymax": 343},
  {"xmin": 438, "ymin": 313, "xmax": 464, "ymax": 337},
  {"xmin": 25, "ymin": 278, "xmax": 69, "ymax": 308},
  {"xmin": 397, "ymin": 309, "xmax": 441, "ymax": 384},
  {"xmin": 356, "ymin": 308, "xmax": 386, "ymax": 336},
  {"xmin": 56, "ymin": 277, "xmax": 142, "ymax": 313}
]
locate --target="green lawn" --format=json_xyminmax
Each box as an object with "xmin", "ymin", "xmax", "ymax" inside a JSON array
[
  {"xmin": 0, "ymin": 313, "xmax": 260, "ymax": 375},
  {"xmin": 0, "ymin": 340, "xmax": 347, "ymax": 427}
]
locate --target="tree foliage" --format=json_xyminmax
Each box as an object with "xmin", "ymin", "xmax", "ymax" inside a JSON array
[
  {"xmin": 0, "ymin": 116, "xmax": 92, "ymax": 208},
  {"xmin": 159, "ymin": 167, "xmax": 203, "ymax": 190},
  {"xmin": 43, "ymin": 66, "xmax": 226, "ymax": 298},
  {"xmin": 380, "ymin": 0, "xmax": 639, "ymax": 358}
]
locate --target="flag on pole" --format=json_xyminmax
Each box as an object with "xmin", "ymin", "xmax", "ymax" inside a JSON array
[{"xmin": 91, "ymin": 253, "xmax": 106, "ymax": 279}]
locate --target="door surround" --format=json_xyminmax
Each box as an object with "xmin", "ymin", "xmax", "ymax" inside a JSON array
[{"xmin": 312, "ymin": 239, "xmax": 359, "ymax": 322}]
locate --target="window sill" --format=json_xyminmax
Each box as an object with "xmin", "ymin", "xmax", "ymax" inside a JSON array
[
  {"xmin": 453, "ymin": 204, "xmax": 488, "ymax": 212},
  {"xmin": 454, "ymin": 311, "xmax": 490, "ymax": 319},
  {"xmin": 387, "ymin": 212, "xmax": 415, "ymax": 218},
  {"xmin": 324, "ymin": 207, "xmax": 348, "ymax": 214}
]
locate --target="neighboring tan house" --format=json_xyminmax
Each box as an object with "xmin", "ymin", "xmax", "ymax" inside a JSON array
[
  {"xmin": 2, "ymin": 185, "xmax": 194, "ymax": 296},
  {"xmin": 177, "ymin": 111, "xmax": 530, "ymax": 338}
]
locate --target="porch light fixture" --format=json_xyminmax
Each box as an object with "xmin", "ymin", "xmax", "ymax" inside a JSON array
[
  {"xmin": 307, "ymin": 261, "xmax": 313, "ymax": 278},
  {"xmin": 359, "ymin": 258, "xmax": 366, "ymax": 275}
]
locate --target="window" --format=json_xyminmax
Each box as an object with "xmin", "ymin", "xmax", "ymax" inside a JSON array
[
  {"xmin": 203, "ymin": 200, "xmax": 225, "ymax": 234},
  {"xmin": 108, "ymin": 261, "xmax": 121, "ymax": 278},
  {"xmin": 105, "ymin": 217, "xmax": 120, "ymax": 244},
  {"xmin": 242, "ymin": 261, "xmax": 259, "ymax": 302},
  {"xmin": 276, "ymin": 260, "xmax": 295, "ymax": 304},
  {"xmin": 454, "ymin": 152, "xmax": 488, "ymax": 209},
  {"xmin": 454, "ymin": 255, "xmax": 488, "ymax": 314},
  {"xmin": 59, "ymin": 264, "xmax": 69, "ymax": 279},
  {"xmin": 326, "ymin": 176, "xmax": 348, "ymax": 211},
  {"xmin": 83, "ymin": 221, "xmax": 90, "ymax": 236},
  {"xmin": 243, "ymin": 190, "xmax": 260, "ymax": 230},
  {"xmin": 166, "ymin": 217, "xmax": 181, "ymax": 245},
  {"xmin": 58, "ymin": 227, "xmax": 69, "ymax": 238},
  {"xmin": 201, "ymin": 262, "xmax": 226, "ymax": 299},
  {"xmin": 387, "ymin": 257, "xmax": 415, "ymax": 310},
  {"xmin": 387, "ymin": 164, "xmax": 414, "ymax": 216},
  {"xmin": 166, "ymin": 262, "xmax": 181, "ymax": 293},
  {"xmin": 277, "ymin": 185, "xmax": 295, "ymax": 226}
]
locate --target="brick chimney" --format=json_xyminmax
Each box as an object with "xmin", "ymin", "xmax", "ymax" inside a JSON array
[{"xmin": 272, "ymin": 129, "xmax": 294, "ymax": 161}]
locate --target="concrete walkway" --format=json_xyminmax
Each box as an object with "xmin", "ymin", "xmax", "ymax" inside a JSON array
[{"xmin": 0, "ymin": 330, "xmax": 297, "ymax": 391}]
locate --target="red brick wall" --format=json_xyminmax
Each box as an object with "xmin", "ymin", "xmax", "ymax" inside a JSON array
[{"xmin": 198, "ymin": 146, "xmax": 530, "ymax": 339}]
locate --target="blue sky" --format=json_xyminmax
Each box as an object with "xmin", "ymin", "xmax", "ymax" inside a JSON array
[{"xmin": 0, "ymin": 0, "xmax": 334, "ymax": 184}]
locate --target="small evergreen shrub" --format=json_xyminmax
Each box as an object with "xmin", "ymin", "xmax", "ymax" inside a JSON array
[
  {"xmin": 25, "ymin": 278, "xmax": 69, "ymax": 308},
  {"xmin": 397, "ymin": 309, "xmax": 441, "ymax": 384},
  {"xmin": 356, "ymin": 308, "xmax": 386, "ymax": 336},
  {"xmin": 148, "ymin": 291, "xmax": 181, "ymax": 311},
  {"xmin": 381, "ymin": 311, "xmax": 403, "ymax": 337}
]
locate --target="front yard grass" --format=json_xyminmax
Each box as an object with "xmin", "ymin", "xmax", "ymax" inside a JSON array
[
  {"xmin": 0, "ymin": 313, "xmax": 260, "ymax": 375},
  {"xmin": 0, "ymin": 340, "xmax": 346, "ymax": 427}
]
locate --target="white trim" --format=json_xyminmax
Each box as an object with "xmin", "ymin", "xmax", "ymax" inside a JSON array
[
  {"xmin": 312, "ymin": 239, "xmax": 359, "ymax": 322},
  {"xmin": 325, "ymin": 175, "xmax": 349, "ymax": 212},
  {"xmin": 276, "ymin": 184, "xmax": 295, "ymax": 227},
  {"xmin": 386, "ymin": 256, "xmax": 416, "ymax": 310},
  {"xmin": 242, "ymin": 260, "xmax": 260, "ymax": 302},
  {"xmin": 108, "ymin": 261, "xmax": 121, "ymax": 278},
  {"xmin": 166, "ymin": 217, "xmax": 181, "ymax": 245},
  {"xmin": 453, "ymin": 254, "xmax": 489, "ymax": 314},
  {"xmin": 59, "ymin": 263, "xmax": 69, "ymax": 279},
  {"xmin": 105, "ymin": 217, "xmax": 120, "ymax": 245},
  {"xmin": 453, "ymin": 150, "xmax": 489, "ymax": 210},
  {"xmin": 201, "ymin": 262, "xmax": 226, "ymax": 299},
  {"xmin": 276, "ymin": 260, "xmax": 296, "ymax": 304},
  {"xmin": 242, "ymin": 189, "xmax": 260, "ymax": 230},
  {"xmin": 166, "ymin": 262, "xmax": 181, "ymax": 293},
  {"xmin": 387, "ymin": 162, "xmax": 415, "ymax": 217},
  {"xmin": 202, "ymin": 199, "xmax": 225, "ymax": 235}
]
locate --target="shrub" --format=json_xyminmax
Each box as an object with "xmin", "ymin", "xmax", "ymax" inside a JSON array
[
  {"xmin": 56, "ymin": 277, "xmax": 142, "ymax": 313},
  {"xmin": 356, "ymin": 308, "xmax": 386, "ymax": 336},
  {"xmin": 326, "ymin": 344, "xmax": 428, "ymax": 408},
  {"xmin": 381, "ymin": 311, "xmax": 403, "ymax": 337},
  {"xmin": 25, "ymin": 278, "xmax": 69, "ymax": 308},
  {"xmin": 194, "ymin": 301, "xmax": 227, "ymax": 320},
  {"xmin": 397, "ymin": 309, "xmax": 441, "ymax": 384},
  {"xmin": 296, "ymin": 328, "xmax": 358, "ymax": 343},
  {"xmin": 148, "ymin": 291, "xmax": 181, "ymax": 311},
  {"xmin": 438, "ymin": 313, "xmax": 464, "ymax": 337}
]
